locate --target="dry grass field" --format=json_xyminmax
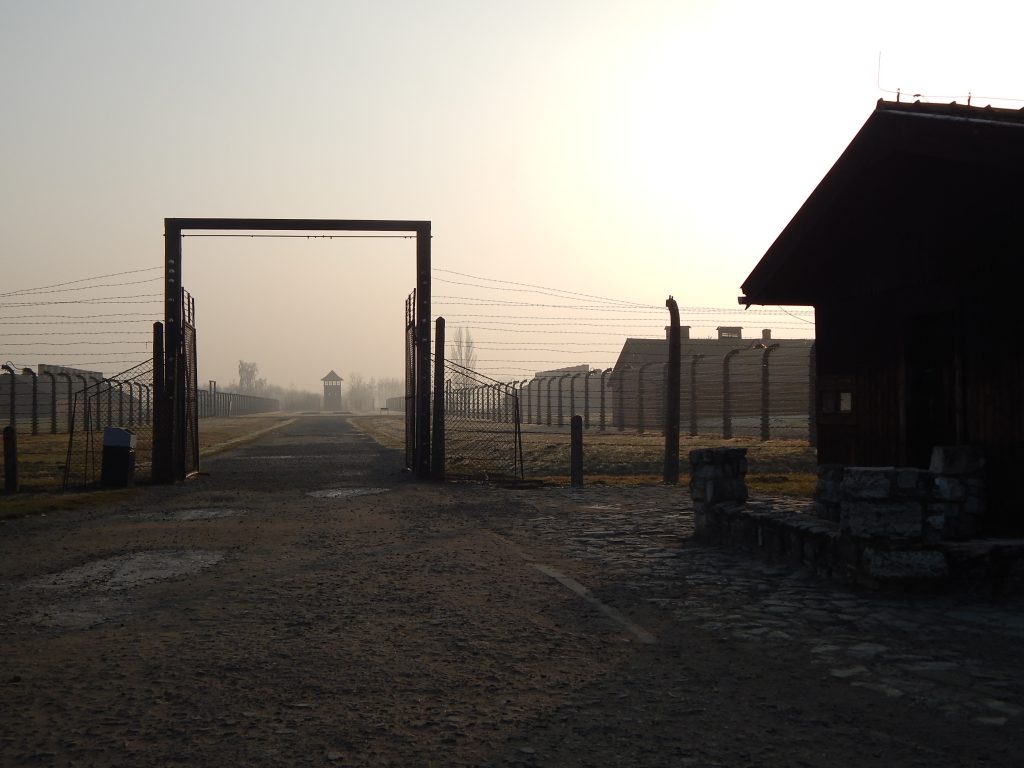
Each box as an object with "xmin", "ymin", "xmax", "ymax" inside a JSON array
[
  {"xmin": 2, "ymin": 412, "xmax": 816, "ymax": 519},
  {"xmin": 350, "ymin": 414, "xmax": 817, "ymax": 498},
  {"xmin": 1, "ymin": 413, "xmax": 298, "ymax": 518}
]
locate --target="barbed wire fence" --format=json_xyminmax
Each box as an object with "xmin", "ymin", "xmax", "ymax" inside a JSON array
[{"xmin": 432, "ymin": 268, "xmax": 817, "ymax": 479}]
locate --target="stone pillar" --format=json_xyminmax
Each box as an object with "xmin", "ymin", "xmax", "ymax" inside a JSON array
[
  {"xmin": 689, "ymin": 447, "xmax": 748, "ymax": 540},
  {"xmin": 929, "ymin": 446, "xmax": 985, "ymax": 540},
  {"xmin": 812, "ymin": 465, "xmax": 844, "ymax": 522}
]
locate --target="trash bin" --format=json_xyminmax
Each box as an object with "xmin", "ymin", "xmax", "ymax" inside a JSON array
[{"xmin": 100, "ymin": 427, "xmax": 136, "ymax": 487}]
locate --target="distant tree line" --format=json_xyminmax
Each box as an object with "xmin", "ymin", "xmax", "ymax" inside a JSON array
[
  {"xmin": 344, "ymin": 373, "xmax": 403, "ymax": 413},
  {"xmin": 228, "ymin": 361, "xmax": 402, "ymax": 413},
  {"xmin": 228, "ymin": 360, "xmax": 320, "ymax": 412}
]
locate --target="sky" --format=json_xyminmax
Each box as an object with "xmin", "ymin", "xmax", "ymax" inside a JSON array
[{"xmin": 2, "ymin": 0, "xmax": 1022, "ymax": 391}]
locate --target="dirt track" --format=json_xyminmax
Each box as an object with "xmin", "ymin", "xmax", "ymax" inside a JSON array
[{"xmin": 1, "ymin": 414, "xmax": 1022, "ymax": 767}]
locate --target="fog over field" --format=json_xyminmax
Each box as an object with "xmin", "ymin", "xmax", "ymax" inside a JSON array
[{"xmin": 2, "ymin": 1, "xmax": 1020, "ymax": 388}]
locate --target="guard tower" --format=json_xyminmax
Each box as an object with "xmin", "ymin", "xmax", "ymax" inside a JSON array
[{"xmin": 321, "ymin": 370, "xmax": 343, "ymax": 411}]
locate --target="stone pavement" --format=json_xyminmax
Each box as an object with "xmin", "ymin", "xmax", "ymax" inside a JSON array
[
  {"xmin": 3, "ymin": 414, "xmax": 1023, "ymax": 766},
  {"xmin": 501, "ymin": 485, "xmax": 1024, "ymax": 729}
]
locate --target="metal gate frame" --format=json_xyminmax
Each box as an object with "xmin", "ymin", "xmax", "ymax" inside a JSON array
[{"xmin": 157, "ymin": 218, "xmax": 432, "ymax": 482}]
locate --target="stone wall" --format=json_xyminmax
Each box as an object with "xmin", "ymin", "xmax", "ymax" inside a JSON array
[
  {"xmin": 813, "ymin": 446, "xmax": 985, "ymax": 542},
  {"xmin": 689, "ymin": 447, "xmax": 748, "ymax": 540},
  {"xmin": 688, "ymin": 445, "xmax": 1010, "ymax": 592}
]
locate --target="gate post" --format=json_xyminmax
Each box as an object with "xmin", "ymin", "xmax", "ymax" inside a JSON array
[
  {"xmin": 153, "ymin": 322, "xmax": 171, "ymax": 484},
  {"xmin": 415, "ymin": 222, "xmax": 432, "ymax": 479},
  {"xmin": 431, "ymin": 317, "xmax": 445, "ymax": 481}
]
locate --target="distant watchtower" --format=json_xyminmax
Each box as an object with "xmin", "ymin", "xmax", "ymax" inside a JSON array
[{"xmin": 321, "ymin": 370, "xmax": 343, "ymax": 411}]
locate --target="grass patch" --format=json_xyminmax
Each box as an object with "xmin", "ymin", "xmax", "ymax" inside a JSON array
[
  {"xmin": 349, "ymin": 414, "xmax": 405, "ymax": 450},
  {"xmin": 350, "ymin": 415, "xmax": 817, "ymax": 497},
  {"xmin": 1, "ymin": 412, "xmax": 297, "ymax": 519}
]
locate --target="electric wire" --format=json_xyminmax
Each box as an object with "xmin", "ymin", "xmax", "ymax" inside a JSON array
[{"xmin": 0, "ymin": 267, "xmax": 162, "ymax": 298}]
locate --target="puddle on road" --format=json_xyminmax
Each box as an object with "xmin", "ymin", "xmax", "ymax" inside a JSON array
[
  {"xmin": 306, "ymin": 487, "xmax": 390, "ymax": 499},
  {"xmin": 30, "ymin": 550, "xmax": 224, "ymax": 593},
  {"xmin": 18, "ymin": 550, "xmax": 225, "ymax": 629}
]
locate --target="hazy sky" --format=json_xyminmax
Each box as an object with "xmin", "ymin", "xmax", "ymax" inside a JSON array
[{"xmin": 2, "ymin": 1, "xmax": 1021, "ymax": 389}]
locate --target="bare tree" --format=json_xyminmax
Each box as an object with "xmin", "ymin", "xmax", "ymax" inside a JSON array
[
  {"xmin": 450, "ymin": 328, "xmax": 477, "ymax": 372},
  {"xmin": 238, "ymin": 360, "xmax": 259, "ymax": 392}
]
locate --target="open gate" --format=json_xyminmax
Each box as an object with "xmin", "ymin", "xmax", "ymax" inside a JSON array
[{"xmin": 155, "ymin": 218, "xmax": 433, "ymax": 482}]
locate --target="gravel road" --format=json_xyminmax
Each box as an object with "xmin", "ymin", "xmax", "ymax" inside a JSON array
[{"xmin": 1, "ymin": 414, "xmax": 1021, "ymax": 767}]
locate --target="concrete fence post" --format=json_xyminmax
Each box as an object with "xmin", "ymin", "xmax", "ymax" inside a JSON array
[
  {"xmin": 557, "ymin": 373, "xmax": 571, "ymax": 426},
  {"xmin": 545, "ymin": 378, "xmax": 554, "ymax": 426},
  {"xmin": 600, "ymin": 368, "xmax": 612, "ymax": 432},
  {"xmin": 722, "ymin": 349, "xmax": 744, "ymax": 439},
  {"xmin": 59, "ymin": 373, "xmax": 72, "ymax": 432},
  {"xmin": 758, "ymin": 343, "xmax": 780, "ymax": 441},
  {"xmin": 689, "ymin": 354, "xmax": 704, "ymax": 437},
  {"xmin": 584, "ymin": 370, "xmax": 597, "ymax": 429},
  {"xmin": 616, "ymin": 370, "xmax": 626, "ymax": 432},
  {"xmin": 664, "ymin": 297, "xmax": 681, "ymax": 484},
  {"xmin": 2, "ymin": 364, "xmax": 16, "ymax": 430},
  {"xmin": 637, "ymin": 362, "xmax": 657, "ymax": 434},
  {"xmin": 24, "ymin": 368, "xmax": 39, "ymax": 436},
  {"xmin": 43, "ymin": 372, "xmax": 57, "ymax": 434}
]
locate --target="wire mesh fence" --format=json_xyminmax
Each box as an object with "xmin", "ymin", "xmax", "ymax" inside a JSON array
[
  {"xmin": 439, "ymin": 360, "xmax": 523, "ymax": 481},
  {"xmin": 63, "ymin": 359, "xmax": 155, "ymax": 489}
]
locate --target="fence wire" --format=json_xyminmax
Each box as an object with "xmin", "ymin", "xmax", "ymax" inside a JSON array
[
  {"xmin": 439, "ymin": 359, "xmax": 523, "ymax": 481},
  {"xmin": 518, "ymin": 342, "xmax": 815, "ymax": 441},
  {"xmin": 63, "ymin": 359, "xmax": 155, "ymax": 489}
]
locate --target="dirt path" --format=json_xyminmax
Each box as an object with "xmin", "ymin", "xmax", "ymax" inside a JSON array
[{"xmin": 1, "ymin": 414, "xmax": 1021, "ymax": 766}]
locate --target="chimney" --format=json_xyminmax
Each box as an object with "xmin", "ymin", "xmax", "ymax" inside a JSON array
[
  {"xmin": 664, "ymin": 325, "xmax": 692, "ymax": 340},
  {"xmin": 717, "ymin": 326, "xmax": 742, "ymax": 340},
  {"xmin": 761, "ymin": 329, "xmax": 772, "ymax": 342}
]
